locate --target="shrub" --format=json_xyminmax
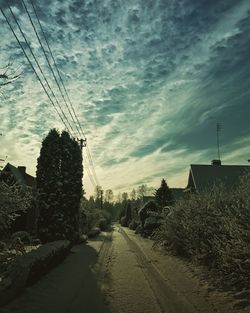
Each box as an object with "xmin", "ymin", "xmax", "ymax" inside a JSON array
[
  {"xmin": 98, "ymin": 218, "xmax": 107, "ymax": 231},
  {"xmin": 144, "ymin": 215, "xmax": 162, "ymax": 236},
  {"xmin": 125, "ymin": 202, "xmax": 132, "ymax": 225},
  {"xmin": 11, "ymin": 231, "xmax": 31, "ymax": 245},
  {"xmin": 0, "ymin": 241, "xmax": 6, "ymax": 252},
  {"xmin": 153, "ymin": 173, "xmax": 250, "ymax": 289},
  {"xmin": 120, "ymin": 216, "xmax": 127, "ymax": 227},
  {"xmin": 129, "ymin": 219, "xmax": 140, "ymax": 230},
  {"xmin": 0, "ymin": 240, "xmax": 71, "ymax": 306},
  {"xmin": 87, "ymin": 227, "xmax": 101, "ymax": 238},
  {"xmin": 0, "ymin": 182, "xmax": 32, "ymax": 240}
]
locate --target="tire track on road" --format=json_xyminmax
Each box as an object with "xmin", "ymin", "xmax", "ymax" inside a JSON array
[{"xmin": 117, "ymin": 225, "xmax": 202, "ymax": 313}]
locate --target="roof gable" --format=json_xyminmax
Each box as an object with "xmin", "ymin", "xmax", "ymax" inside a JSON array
[
  {"xmin": 1, "ymin": 163, "xmax": 36, "ymax": 188},
  {"xmin": 190, "ymin": 164, "xmax": 250, "ymax": 192}
]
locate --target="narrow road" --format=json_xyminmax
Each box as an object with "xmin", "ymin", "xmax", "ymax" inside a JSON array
[
  {"xmin": 100, "ymin": 225, "xmax": 211, "ymax": 313},
  {"xmin": 1, "ymin": 225, "xmax": 241, "ymax": 313},
  {"xmin": 98, "ymin": 225, "xmax": 241, "ymax": 313}
]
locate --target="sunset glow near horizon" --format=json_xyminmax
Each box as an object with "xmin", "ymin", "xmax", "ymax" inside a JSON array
[{"xmin": 0, "ymin": 0, "xmax": 250, "ymax": 197}]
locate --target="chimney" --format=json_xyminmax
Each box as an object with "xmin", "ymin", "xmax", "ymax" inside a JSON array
[
  {"xmin": 18, "ymin": 166, "xmax": 26, "ymax": 176},
  {"xmin": 211, "ymin": 159, "xmax": 221, "ymax": 166}
]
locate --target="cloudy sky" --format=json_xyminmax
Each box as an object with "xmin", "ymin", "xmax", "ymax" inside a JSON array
[{"xmin": 0, "ymin": 0, "xmax": 250, "ymax": 196}]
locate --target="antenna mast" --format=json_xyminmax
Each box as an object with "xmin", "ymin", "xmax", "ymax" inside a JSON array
[{"xmin": 216, "ymin": 122, "xmax": 221, "ymax": 160}]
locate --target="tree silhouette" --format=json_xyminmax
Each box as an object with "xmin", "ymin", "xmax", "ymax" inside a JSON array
[
  {"xmin": 60, "ymin": 131, "xmax": 83, "ymax": 241},
  {"xmin": 155, "ymin": 178, "xmax": 173, "ymax": 207},
  {"xmin": 37, "ymin": 129, "xmax": 83, "ymax": 242},
  {"xmin": 36, "ymin": 129, "xmax": 61, "ymax": 242}
]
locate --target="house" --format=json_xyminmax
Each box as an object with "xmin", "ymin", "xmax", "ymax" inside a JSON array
[
  {"xmin": 0, "ymin": 163, "xmax": 36, "ymax": 189},
  {"xmin": 142, "ymin": 196, "xmax": 155, "ymax": 205},
  {"xmin": 0, "ymin": 163, "xmax": 37, "ymax": 234},
  {"xmin": 185, "ymin": 160, "xmax": 250, "ymax": 193},
  {"xmin": 171, "ymin": 188, "xmax": 185, "ymax": 201}
]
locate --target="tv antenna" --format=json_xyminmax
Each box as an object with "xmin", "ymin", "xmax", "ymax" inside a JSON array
[
  {"xmin": 0, "ymin": 155, "xmax": 8, "ymax": 169},
  {"xmin": 216, "ymin": 122, "xmax": 222, "ymax": 160}
]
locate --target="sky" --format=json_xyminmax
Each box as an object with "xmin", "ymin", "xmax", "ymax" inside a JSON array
[{"xmin": 0, "ymin": 0, "xmax": 250, "ymax": 197}]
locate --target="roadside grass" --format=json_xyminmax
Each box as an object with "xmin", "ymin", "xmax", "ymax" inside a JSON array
[{"xmin": 153, "ymin": 172, "xmax": 250, "ymax": 290}]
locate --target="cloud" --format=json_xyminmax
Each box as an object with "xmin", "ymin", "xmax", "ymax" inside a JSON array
[{"xmin": 0, "ymin": 0, "xmax": 249, "ymax": 195}]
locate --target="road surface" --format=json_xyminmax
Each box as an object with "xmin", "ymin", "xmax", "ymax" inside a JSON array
[{"xmin": 1, "ymin": 225, "xmax": 246, "ymax": 313}]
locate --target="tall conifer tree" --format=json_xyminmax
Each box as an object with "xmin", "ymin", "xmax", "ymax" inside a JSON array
[
  {"xmin": 36, "ymin": 129, "xmax": 61, "ymax": 242},
  {"xmin": 37, "ymin": 129, "xmax": 83, "ymax": 242},
  {"xmin": 60, "ymin": 131, "xmax": 83, "ymax": 241}
]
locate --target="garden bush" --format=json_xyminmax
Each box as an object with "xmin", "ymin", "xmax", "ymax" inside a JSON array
[
  {"xmin": 129, "ymin": 219, "xmax": 140, "ymax": 230},
  {"xmin": 87, "ymin": 227, "xmax": 101, "ymax": 238},
  {"xmin": 11, "ymin": 231, "xmax": 31, "ymax": 244},
  {"xmin": 120, "ymin": 216, "xmax": 128, "ymax": 227},
  {"xmin": 0, "ymin": 240, "xmax": 71, "ymax": 306},
  {"xmin": 0, "ymin": 181, "xmax": 32, "ymax": 240},
  {"xmin": 153, "ymin": 173, "xmax": 250, "ymax": 289},
  {"xmin": 98, "ymin": 218, "xmax": 108, "ymax": 231}
]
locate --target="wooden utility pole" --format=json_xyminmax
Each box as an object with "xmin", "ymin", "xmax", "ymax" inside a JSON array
[{"xmin": 79, "ymin": 138, "xmax": 87, "ymax": 151}]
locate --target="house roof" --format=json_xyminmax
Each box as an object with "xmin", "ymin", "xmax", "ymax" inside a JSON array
[
  {"xmin": 187, "ymin": 164, "xmax": 250, "ymax": 193},
  {"xmin": 0, "ymin": 163, "xmax": 36, "ymax": 188},
  {"xmin": 171, "ymin": 188, "xmax": 184, "ymax": 200},
  {"xmin": 142, "ymin": 196, "xmax": 155, "ymax": 204}
]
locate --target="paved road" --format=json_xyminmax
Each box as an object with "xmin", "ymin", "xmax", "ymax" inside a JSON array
[
  {"xmin": 1, "ymin": 236, "xmax": 110, "ymax": 313},
  {"xmin": 100, "ymin": 225, "xmax": 208, "ymax": 313},
  {"xmin": 1, "ymin": 225, "xmax": 239, "ymax": 313}
]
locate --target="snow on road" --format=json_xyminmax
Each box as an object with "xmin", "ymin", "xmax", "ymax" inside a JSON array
[
  {"xmin": 1, "ymin": 237, "xmax": 110, "ymax": 313},
  {"xmin": 1, "ymin": 225, "xmax": 247, "ymax": 313}
]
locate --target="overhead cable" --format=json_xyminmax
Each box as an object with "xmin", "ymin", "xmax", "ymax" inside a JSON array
[
  {"xmin": 8, "ymin": 6, "xmax": 75, "ymax": 134},
  {"xmin": 0, "ymin": 7, "xmax": 71, "ymax": 134}
]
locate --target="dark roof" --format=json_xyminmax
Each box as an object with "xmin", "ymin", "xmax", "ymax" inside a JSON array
[
  {"xmin": 142, "ymin": 196, "xmax": 155, "ymax": 204},
  {"xmin": 187, "ymin": 164, "xmax": 250, "ymax": 193},
  {"xmin": 0, "ymin": 163, "xmax": 36, "ymax": 188},
  {"xmin": 171, "ymin": 188, "xmax": 184, "ymax": 200}
]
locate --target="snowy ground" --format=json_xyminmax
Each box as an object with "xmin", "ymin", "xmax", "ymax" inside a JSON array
[{"xmin": 1, "ymin": 225, "xmax": 249, "ymax": 313}]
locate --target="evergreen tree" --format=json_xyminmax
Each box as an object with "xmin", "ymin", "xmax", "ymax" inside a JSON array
[
  {"xmin": 37, "ymin": 129, "xmax": 83, "ymax": 242},
  {"xmin": 63, "ymin": 133, "xmax": 83, "ymax": 241},
  {"xmin": 155, "ymin": 178, "xmax": 173, "ymax": 207},
  {"xmin": 125, "ymin": 201, "xmax": 132, "ymax": 224},
  {"xmin": 36, "ymin": 129, "xmax": 61, "ymax": 242}
]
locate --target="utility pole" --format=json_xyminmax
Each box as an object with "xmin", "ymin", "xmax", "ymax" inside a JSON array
[{"xmin": 78, "ymin": 138, "xmax": 87, "ymax": 151}]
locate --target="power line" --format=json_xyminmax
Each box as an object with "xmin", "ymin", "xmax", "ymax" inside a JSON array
[
  {"xmin": 21, "ymin": 0, "xmax": 81, "ymax": 138},
  {"xmin": 83, "ymin": 155, "xmax": 97, "ymax": 189},
  {"xmin": 28, "ymin": 0, "xmax": 84, "ymax": 139},
  {"xmin": 0, "ymin": 7, "xmax": 71, "ymax": 134},
  {"xmin": 85, "ymin": 145, "xmax": 100, "ymax": 185},
  {"xmin": 27, "ymin": 0, "xmax": 100, "ymax": 187},
  {"xmin": 2, "ymin": 5, "xmax": 101, "ymax": 189},
  {"xmin": 7, "ymin": 6, "xmax": 75, "ymax": 135}
]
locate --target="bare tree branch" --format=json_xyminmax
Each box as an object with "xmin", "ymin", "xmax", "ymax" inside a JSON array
[{"xmin": 0, "ymin": 63, "xmax": 22, "ymax": 89}]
